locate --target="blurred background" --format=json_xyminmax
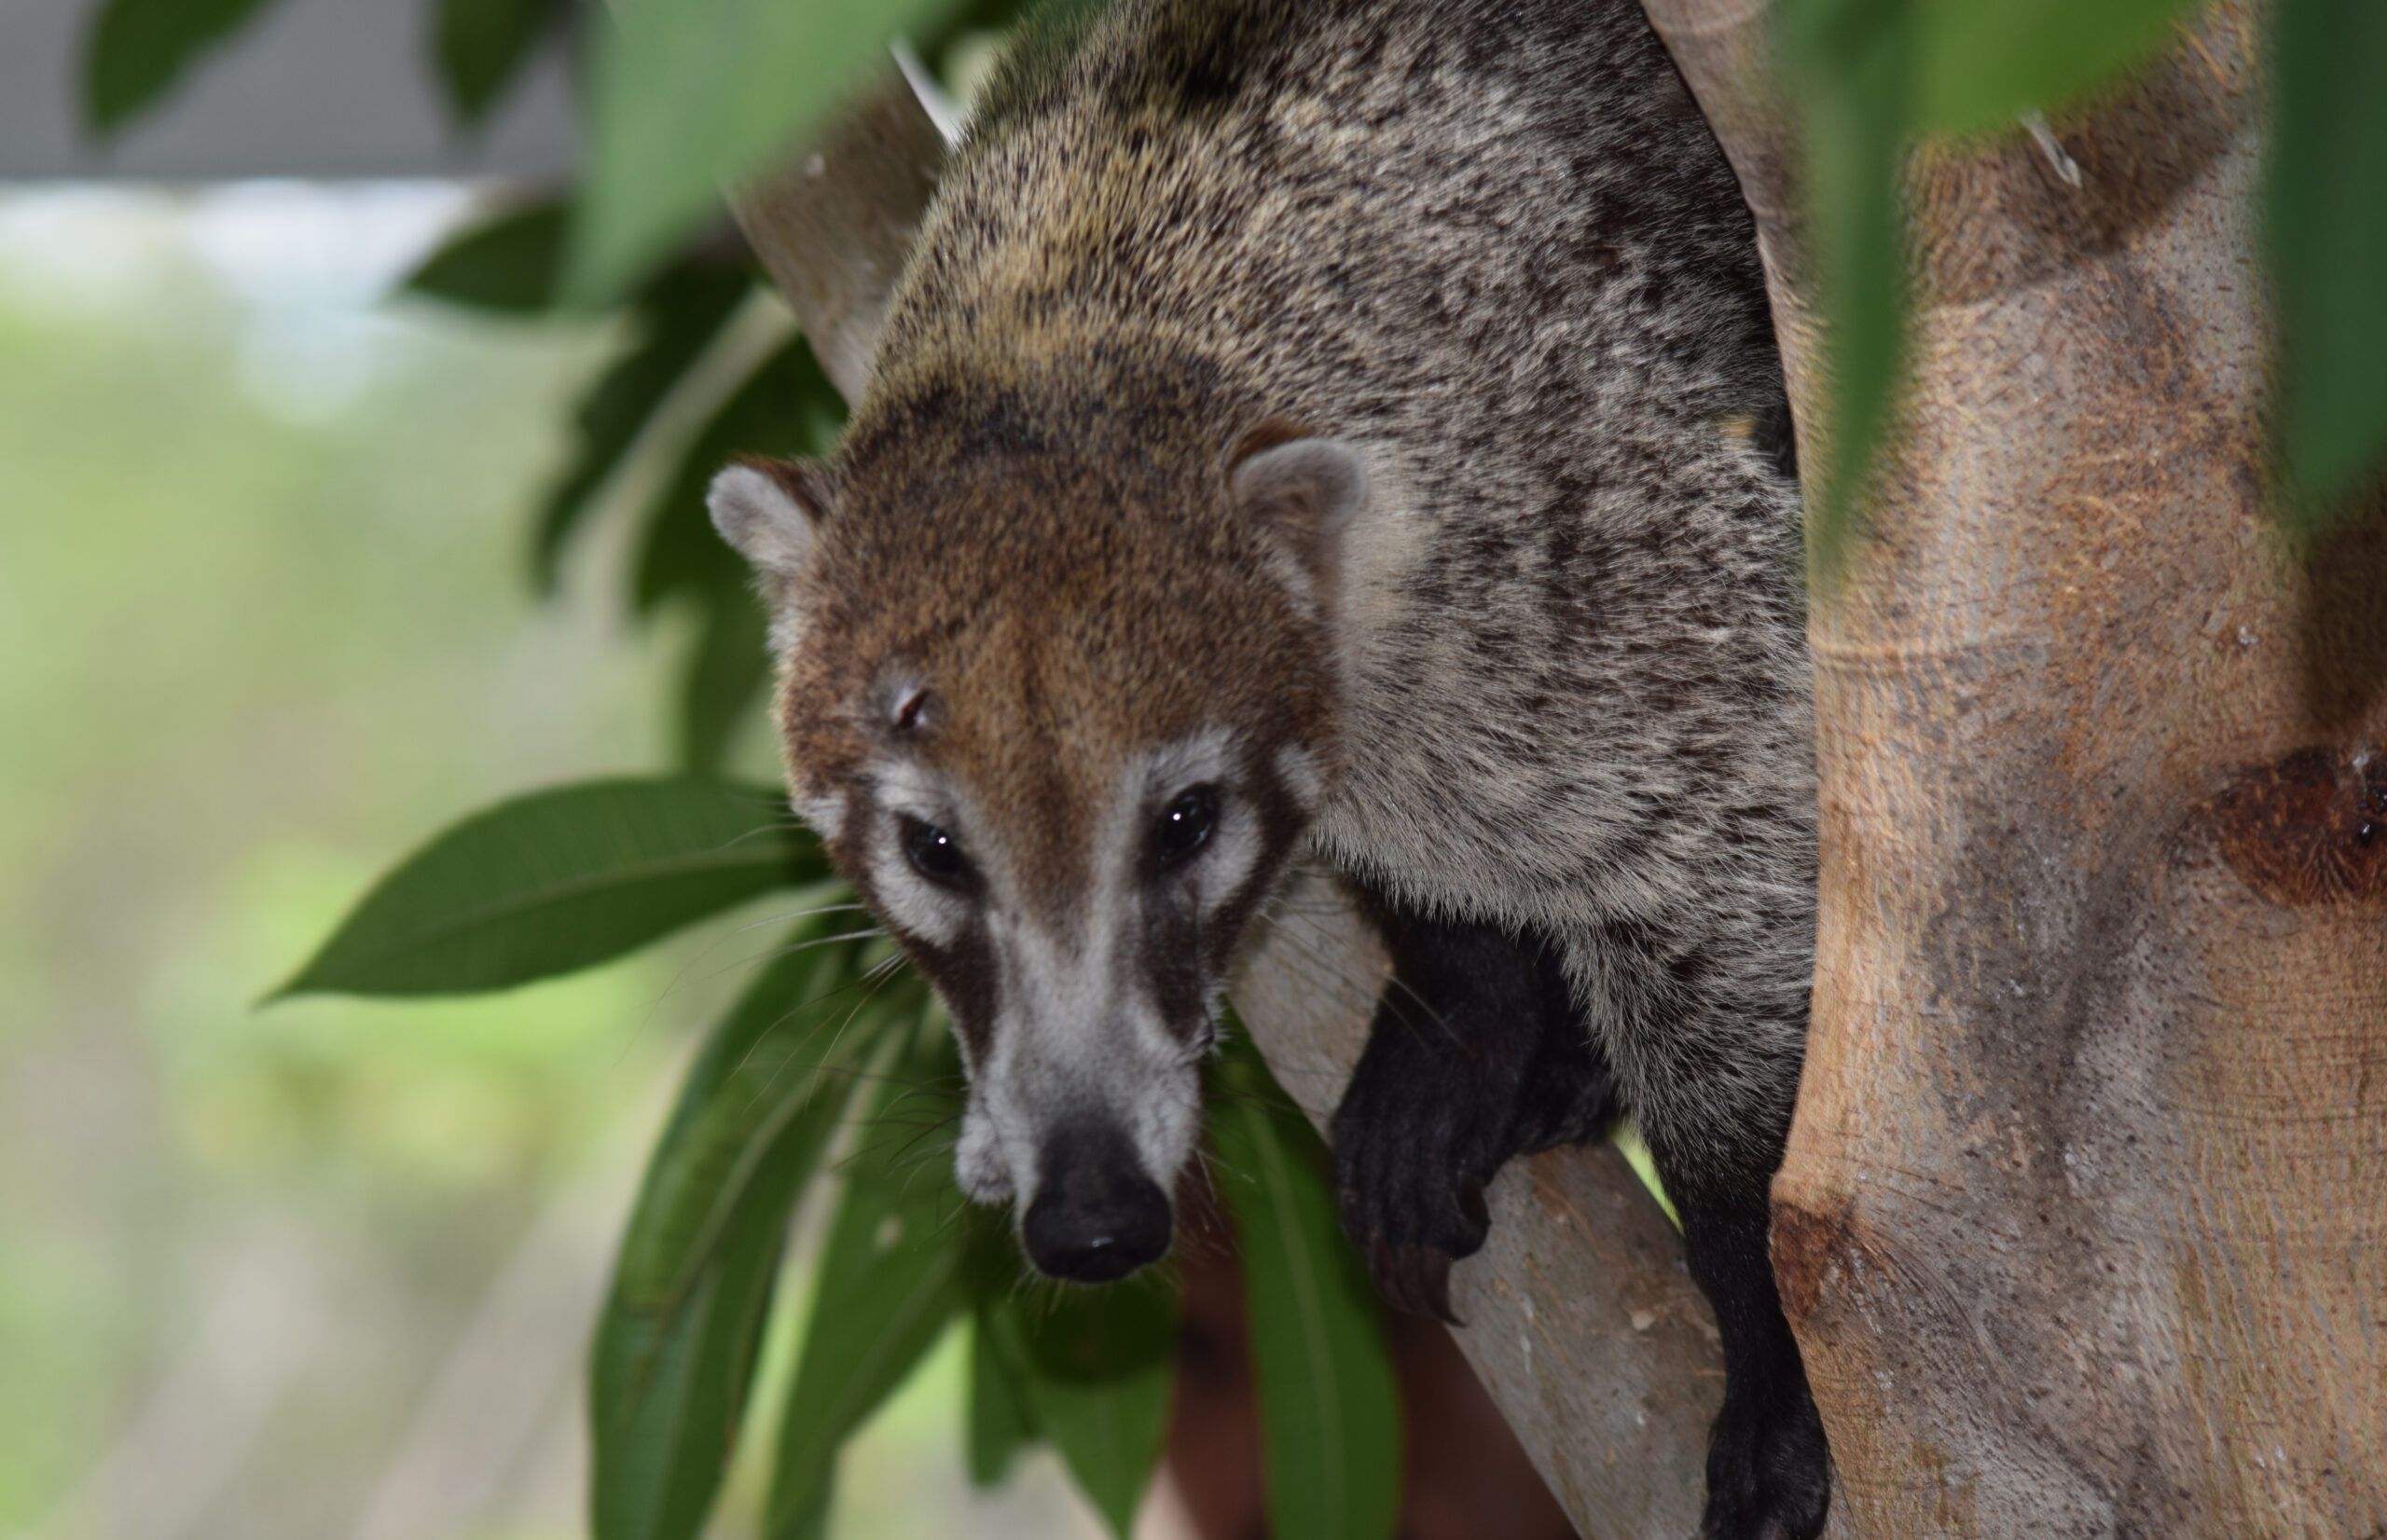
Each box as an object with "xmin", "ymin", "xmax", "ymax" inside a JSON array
[{"xmin": 0, "ymin": 177, "xmax": 1142, "ymax": 1540}]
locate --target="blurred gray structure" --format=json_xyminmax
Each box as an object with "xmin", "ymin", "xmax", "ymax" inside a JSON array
[{"xmin": 2, "ymin": 0, "xmax": 578, "ymax": 180}]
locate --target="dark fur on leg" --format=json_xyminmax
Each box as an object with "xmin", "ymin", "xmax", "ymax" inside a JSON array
[
  {"xmin": 1330, "ymin": 884, "xmax": 1618, "ymax": 1323},
  {"xmin": 1658, "ymin": 1173, "xmax": 1831, "ymax": 1540}
]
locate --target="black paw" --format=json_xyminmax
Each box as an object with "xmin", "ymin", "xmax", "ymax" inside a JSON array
[
  {"xmin": 1329, "ymin": 1024, "xmax": 1509, "ymax": 1324},
  {"xmin": 1698, "ymin": 1381, "xmax": 1831, "ymax": 1540}
]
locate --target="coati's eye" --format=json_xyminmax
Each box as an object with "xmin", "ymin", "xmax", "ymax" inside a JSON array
[
  {"xmin": 1153, "ymin": 786, "xmax": 1219, "ymax": 868},
  {"xmin": 903, "ymin": 817, "xmax": 971, "ymax": 887}
]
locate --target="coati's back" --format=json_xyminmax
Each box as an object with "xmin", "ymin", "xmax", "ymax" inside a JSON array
[{"xmin": 875, "ymin": 0, "xmax": 1786, "ymax": 464}]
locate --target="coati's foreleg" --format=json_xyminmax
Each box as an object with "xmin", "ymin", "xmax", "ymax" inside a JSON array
[{"xmin": 1328, "ymin": 884, "xmax": 1618, "ymax": 1322}]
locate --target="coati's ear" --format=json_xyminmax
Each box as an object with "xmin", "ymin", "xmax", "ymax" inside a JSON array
[
  {"xmin": 709, "ymin": 457, "xmax": 831, "ymax": 581},
  {"xmin": 1229, "ymin": 424, "xmax": 1368, "ymax": 608}
]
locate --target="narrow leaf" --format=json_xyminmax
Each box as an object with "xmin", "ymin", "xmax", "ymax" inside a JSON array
[
  {"xmin": 1912, "ymin": 0, "xmax": 2196, "ymax": 137},
  {"xmin": 401, "ymin": 201, "xmax": 568, "ymax": 314},
  {"xmin": 531, "ymin": 265, "xmax": 754, "ymax": 591},
  {"xmin": 631, "ymin": 337, "xmax": 843, "ymax": 619},
  {"xmin": 1778, "ymin": 0, "xmax": 1918, "ymax": 572},
  {"xmin": 275, "ymin": 777, "xmax": 819, "ymax": 998},
  {"xmin": 2268, "ymin": 0, "xmax": 2387, "ymax": 525},
  {"xmin": 766, "ymin": 1021, "xmax": 973, "ymax": 1538},
  {"xmin": 591, "ymin": 919, "xmax": 893, "ymax": 1540},
  {"xmin": 82, "ymin": 0, "xmax": 283, "ymax": 135},
  {"xmin": 566, "ymin": 0, "xmax": 962, "ymax": 304},
  {"xmin": 1209, "ymin": 1039, "xmax": 1400, "ymax": 1540},
  {"xmin": 434, "ymin": 0, "xmax": 558, "ymax": 126},
  {"xmin": 965, "ymin": 1311, "xmax": 1037, "ymax": 1487},
  {"xmin": 982, "ymin": 1279, "xmax": 1178, "ymax": 1537}
]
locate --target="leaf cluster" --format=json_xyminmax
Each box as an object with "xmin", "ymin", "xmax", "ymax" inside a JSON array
[{"xmin": 277, "ymin": 780, "xmax": 1403, "ymax": 1538}]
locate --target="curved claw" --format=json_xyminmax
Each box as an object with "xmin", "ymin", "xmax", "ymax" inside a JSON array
[
  {"xmin": 1409, "ymin": 1243, "xmax": 1459, "ymax": 1326},
  {"xmin": 1359, "ymin": 1233, "xmax": 1465, "ymax": 1326}
]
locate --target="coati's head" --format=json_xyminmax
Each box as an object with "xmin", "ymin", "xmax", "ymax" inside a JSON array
[{"xmin": 711, "ymin": 372, "xmax": 1364, "ymax": 1283}]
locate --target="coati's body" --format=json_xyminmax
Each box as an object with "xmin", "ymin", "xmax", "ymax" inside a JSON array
[{"xmin": 711, "ymin": 1, "xmax": 1826, "ymax": 1533}]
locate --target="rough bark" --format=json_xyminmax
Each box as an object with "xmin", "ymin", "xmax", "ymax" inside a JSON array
[
  {"xmin": 1642, "ymin": 1, "xmax": 2387, "ymax": 1533},
  {"xmin": 727, "ymin": 67, "xmax": 1723, "ymax": 1540}
]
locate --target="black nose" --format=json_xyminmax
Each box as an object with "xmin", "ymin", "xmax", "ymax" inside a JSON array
[{"xmin": 1022, "ymin": 1124, "xmax": 1173, "ymax": 1283}]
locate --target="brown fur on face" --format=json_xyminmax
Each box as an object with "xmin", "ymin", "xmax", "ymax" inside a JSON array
[{"xmin": 778, "ymin": 332, "xmax": 1342, "ymax": 918}]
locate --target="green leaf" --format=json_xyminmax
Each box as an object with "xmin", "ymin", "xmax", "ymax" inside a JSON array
[
  {"xmin": 1778, "ymin": 0, "xmax": 1918, "ymax": 573},
  {"xmin": 565, "ymin": 0, "xmax": 963, "ymax": 305},
  {"xmin": 531, "ymin": 265, "xmax": 754, "ymax": 592},
  {"xmin": 2269, "ymin": 0, "xmax": 2387, "ymax": 526},
  {"xmin": 766, "ymin": 1022, "xmax": 973, "ymax": 1538},
  {"xmin": 632, "ymin": 337, "xmax": 844, "ymax": 619},
  {"xmin": 965, "ymin": 1311, "xmax": 1037, "ymax": 1487},
  {"xmin": 434, "ymin": 0, "xmax": 558, "ymax": 126},
  {"xmin": 1615, "ymin": 1121, "xmax": 1680, "ymax": 1230},
  {"xmin": 1912, "ymin": 0, "xmax": 2196, "ymax": 136},
  {"xmin": 82, "ymin": 0, "xmax": 284, "ymax": 136},
  {"xmin": 1209, "ymin": 1038, "xmax": 1400, "ymax": 1540},
  {"xmin": 680, "ymin": 592, "xmax": 773, "ymax": 776},
  {"xmin": 400, "ymin": 201, "xmax": 568, "ymax": 314},
  {"xmin": 982, "ymin": 1278, "xmax": 1178, "ymax": 1537},
  {"xmin": 275, "ymin": 777, "xmax": 820, "ymax": 998},
  {"xmin": 591, "ymin": 917, "xmax": 895, "ymax": 1540}
]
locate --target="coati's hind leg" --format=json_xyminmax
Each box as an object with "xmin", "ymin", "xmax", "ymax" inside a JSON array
[
  {"xmin": 1328, "ymin": 882, "xmax": 1619, "ymax": 1322},
  {"xmin": 1642, "ymin": 1134, "xmax": 1831, "ymax": 1540}
]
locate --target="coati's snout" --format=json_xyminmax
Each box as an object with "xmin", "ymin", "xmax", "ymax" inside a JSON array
[
  {"xmin": 707, "ymin": 416, "xmax": 1373, "ymax": 1281},
  {"xmin": 1021, "ymin": 1122, "xmax": 1174, "ymax": 1282}
]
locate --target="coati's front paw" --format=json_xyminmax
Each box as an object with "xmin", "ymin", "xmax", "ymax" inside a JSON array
[
  {"xmin": 1328, "ymin": 1026, "xmax": 1514, "ymax": 1324},
  {"xmin": 1698, "ymin": 1380, "xmax": 1831, "ymax": 1540}
]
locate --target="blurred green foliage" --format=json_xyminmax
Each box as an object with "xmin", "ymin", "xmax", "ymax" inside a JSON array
[
  {"xmin": 0, "ymin": 197, "xmax": 665, "ymax": 1536},
  {"xmin": 1208, "ymin": 1038, "xmax": 1402, "ymax": 1540},
  {"xmin": 2267, "ymin": 0, "xmax": 2387, "ymax": 525},
  {"xmin": 567, "ymin": 0, "xmax": 964, "ymax": 305},
  {"xmin": 82, "ymin": 0, "xmax": 280, "ymax": 133},
  {"xmin": 434, "ymin": 0, "xmax": 569, "ymax": 126},
  {"xmin": 1910, "ymin": 0, "xmax": 2194, "ymax": 135}
]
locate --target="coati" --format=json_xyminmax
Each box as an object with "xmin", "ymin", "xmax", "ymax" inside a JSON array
[{"xmin": 708, "ymin": 0, "xmax": 1827, "ymax": 1534}]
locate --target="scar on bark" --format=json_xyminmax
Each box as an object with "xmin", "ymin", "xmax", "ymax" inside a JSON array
[{"xmin": 2205, "ymin": 747, "xmax": 2387, "ymax": 908}]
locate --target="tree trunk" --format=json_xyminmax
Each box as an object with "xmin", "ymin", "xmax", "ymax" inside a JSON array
[{"xmin": 1641, "ymin": 0, "xmax": 2387, "ymax": 1532}]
